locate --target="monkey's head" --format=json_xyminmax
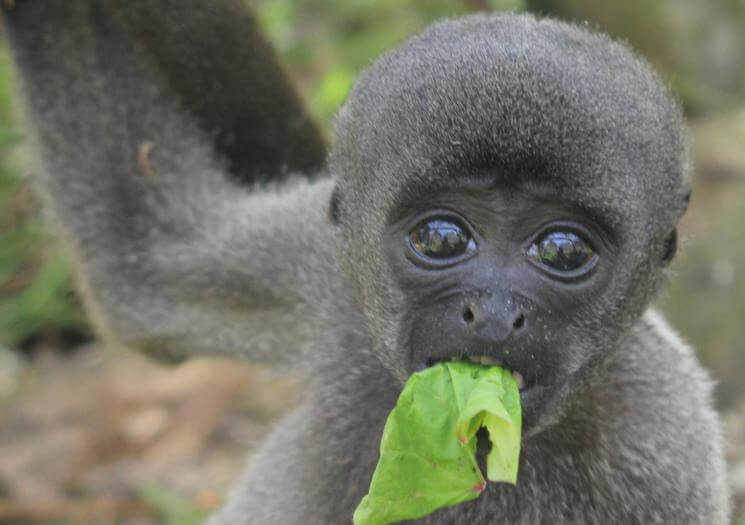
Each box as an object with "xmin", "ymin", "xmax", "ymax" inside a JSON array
[{"xmin": 328, "ymin": 14, "xmax": 690, "ymax": 433}]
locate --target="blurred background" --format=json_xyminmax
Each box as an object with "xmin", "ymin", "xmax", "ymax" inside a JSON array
[{"xmin": 0, "ymin": 0, "xmax": 744, "ymax": 523}]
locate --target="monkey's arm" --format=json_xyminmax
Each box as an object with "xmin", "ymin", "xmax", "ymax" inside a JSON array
[{"xmin": 2, "ymin": 0, "xmax": 339, "ymax": 364}]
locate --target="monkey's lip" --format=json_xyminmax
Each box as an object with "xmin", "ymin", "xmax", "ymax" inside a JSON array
[{"xmin": 420, "ymin": 355, "xmax": 535, "ymax": 393}]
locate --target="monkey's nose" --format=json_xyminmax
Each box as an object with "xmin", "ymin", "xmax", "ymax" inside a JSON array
[{"xmin": 461, "ymin": 297, "xmax": 526, "ymax": 344}]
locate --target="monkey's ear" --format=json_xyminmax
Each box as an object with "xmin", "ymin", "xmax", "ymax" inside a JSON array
[
  {"xmin": 661, "ymin": 229, "xmax": 678, "ymax": 265},
  {"xmin": 662, "ymin": 189, "xmax": 690, "ymax": 265},
  {"xmin": 682, "ymin": 189, "xmax": 692, "ymax": 212},
  {"xmin": 329, "ymin": 185, "xmax": 342, "ymax": 224}
]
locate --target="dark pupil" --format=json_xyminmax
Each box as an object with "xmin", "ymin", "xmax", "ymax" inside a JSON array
[
  {"xmin": 410, "ymin": 219, "xmax": 473, "ymax": 259},
  {"xmin": 528, "ymin": 231, "xmax": 594, "ymax": 271}
]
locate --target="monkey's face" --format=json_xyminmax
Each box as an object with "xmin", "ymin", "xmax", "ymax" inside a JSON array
[
  {"xmin": 383, "ymin": 183, "xmax": 615, "ymax": 432},
  {"xmin": 330, "ymin": 14, "xmax": 689, "ymax": 434}
]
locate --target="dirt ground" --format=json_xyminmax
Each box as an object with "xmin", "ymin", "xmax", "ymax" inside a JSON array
[{"xmin": 0, "ymin": 345, "xmax": 301, "ymax": 524}]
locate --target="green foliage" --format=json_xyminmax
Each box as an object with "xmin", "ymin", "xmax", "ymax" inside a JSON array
[
  {"xmin": 139, "ymin": 484, "xmax": 209, "ymax": 525},
  {"xmin": 314, "ymin": 68, "xmax": 354, "ymax": 119},
  {"xmin": 0, "ymin": 47, "xmax": 86, "ymax": 347}
]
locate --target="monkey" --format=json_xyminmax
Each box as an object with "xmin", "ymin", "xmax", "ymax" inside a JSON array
[{"xmin": 1, "ymin": 2, "xmax": 730, "ymax": 524}]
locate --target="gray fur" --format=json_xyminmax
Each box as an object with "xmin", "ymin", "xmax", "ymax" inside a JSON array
[{"xmin": 2, "ymin": 4, "xmax": 729, "ymax": 524}]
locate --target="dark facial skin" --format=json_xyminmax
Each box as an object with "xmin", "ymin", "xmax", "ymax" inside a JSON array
[
  {"xmin": 385, "ymin": 180, "xmax": 618, "ymax": 432},
  {"xmin": 331, "ymin": 11, "xmax": 690, "ymax": 442}
]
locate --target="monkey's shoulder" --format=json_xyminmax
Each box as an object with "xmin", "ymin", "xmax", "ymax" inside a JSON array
[
  {"xmin": 575, "ymin": 309, "xmax": 730, "ymax": 522},
  {"xmin": 613, "ymin": 308, "xmax": 717, "ymax": 409}
]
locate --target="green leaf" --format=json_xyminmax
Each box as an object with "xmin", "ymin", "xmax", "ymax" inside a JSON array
[{"xmin": 353, "ymin": 361, "xmax": 522, "ymax": 525}]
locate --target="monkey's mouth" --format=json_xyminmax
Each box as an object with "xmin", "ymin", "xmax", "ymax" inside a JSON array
[{"xmin": 421, "ymin": 355, "xmax": 536, "ymax": 393}]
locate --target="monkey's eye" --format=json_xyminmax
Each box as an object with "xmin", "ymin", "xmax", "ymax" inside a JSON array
[
  {"xmin": 526, "ymin": 230, "xmax": 597, "ymax": 275},
  {"xmin": 408, "ymin": 217, "xmax": 476, "ymax": 264}
]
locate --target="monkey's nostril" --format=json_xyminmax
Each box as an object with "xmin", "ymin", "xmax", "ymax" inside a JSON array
[
  {"xmin": 463, "ymin": 306, "xmax": 475, "ymax": 324},
  {"xmin": 513, "ymin": 313, "xmax": 525, "ymax": 330}
]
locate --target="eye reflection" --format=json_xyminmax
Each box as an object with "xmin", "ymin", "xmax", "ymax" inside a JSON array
[
  {"xmin": 409, "ymin": 218, "xmax": 476, "ymax": 261},
  {"xmin": 527, "ymin": 230, "xmax": 596, "ymax": 273}
]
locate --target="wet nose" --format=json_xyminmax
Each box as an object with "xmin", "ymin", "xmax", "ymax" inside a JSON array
[{"xmin": 461, "ymin": 294, "xmax": 526, "ymax": 344}]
